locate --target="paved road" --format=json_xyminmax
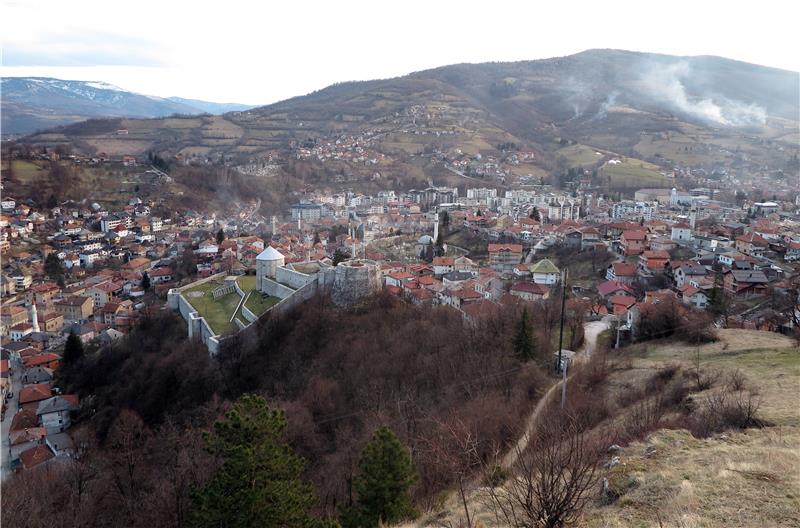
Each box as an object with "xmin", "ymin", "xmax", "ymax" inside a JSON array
[
  {"xmin": 1, "ymin": 356, "xmax": 22, "ymax": 481},
  {"xmin": 502, "ymin": 318, "xmax": 611, "ymax": 469}
]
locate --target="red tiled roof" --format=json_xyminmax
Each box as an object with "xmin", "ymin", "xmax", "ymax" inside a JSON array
[
  {"xmin": 611, "ymin": 262, "xmax": 637, "ymax": 276},
  {"xmin": 510, "ymin": 282, "xmax": 549, "ymax": 295},
  {"xmin": 597, "ymin": 280, "xmax": 635, "ymax": 297},
  {"xmin": 488, "ymin": 243, "xmax": 523, "ymax": 253},
  {"xmin": 19, "ymin": 444, "xmax": 54, "ymax": 469},
  {"xmin": 621, "ymin": 230, "xmax": 647, "ymax": 241},
  {"xmin": 19, "ymin": 383, "xmax": 52, "ymax": 404}
]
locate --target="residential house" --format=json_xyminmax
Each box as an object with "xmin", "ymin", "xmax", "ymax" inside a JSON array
[
  {"xmin": 18, "ymin": 382, "xmax": 52, "ymax": 411},
  {"xmin": 101, "ymin": 300, "xmax": 133, "ymax": 327},
  {"xmin": 670, "ymin": 222, "xmax": 693, "ymax": 242},
  {"xmin": 22, "ymin": 366, "xmax": 53, "ymax": 385},
  {"xmin": 9, "ymin": 323, "xmax": 34, "ymax": 341},
  {"xmin": 1, "ymin": 305, "xmax": 28, "ymax": 328},
  {"xmin": 597, "ymin": 280, "xmax": 635, "ymax": 299},
  {"xmin": 123, "ymin": 256, "xmax": 152, "ymax": 273},
  {"xmin": 432, "ymin": 257, "xmax": 455, "ymax": 276},
  {"xmin": 620, "ymin": 230, "xmax": 647, "ymax": 256},
  {"xmin": 530, "ymin": 259, "xmax": 560, "ymax": 285},
  {"xmin": 385, "ymin": 271, "xmax": 415, "ymax": 289},
  {"xmin": 19, "ymin": 444, "xmax": 55, "ymax": 470},
  {"xmin": 510, "ymin": 281, "xmax": 549, "ymax": 301},
  {"xmin": 579, "ymin": 227, "xmax": 601, "ymax": 248},
  {"xmin": 735, "ymin": 232, "xmax": 769, "ymax": 257},
  {"xmin": 23, "ymin": 353, "xmax": 60, "ymax": 370},
  {"xmin": 784, "ymin": 240, "xmax": 800, "ymax": 262},
  {"xmin": 149, "ymin": 267, "xmax": 174, "ymax": 284},
  {"xmin": 38, "ymin": 312, "xmax": 64, "ymax": 333},
  {"xmin": 8, "ymin": 409, "xmax": 46, "ymax": 465},
  {"xmin": 86, "ymin": 281, "xmax": 123, "ymax": 308},
  {"xmin": 723, "ymin": 269, "xmax": 768, "ymax": 298},
  {"xmin": 45, "ymin": 432, "xmax": 76, "ymax": 457},
  {"xmin": 31, "ymin": 282, "xmax": 61, "ymax": 306},
  {"xmin": 678, "ymin": 285, "xmax": 708, "ymax": 309},
  {"xmin": 638, "ymin": 250, "xmax": 670, "ymax": 275},
  {"xmin": 55, "ymin": 296, "xmax": 94, "ymax": 323},
  {"xmin": 606, "ymin": 261, "xmax": 637, "ymax": 284},
  {"xmin": 37, "ymin": 395, "xmax": 79, "ymax": 434},
  {"xmin": 488, "ymin": 243, "xmax": 523, "ymax": 273},
  {"xmin": 674, "ymin": 263, "xmax": 707, "ymax": 288}
]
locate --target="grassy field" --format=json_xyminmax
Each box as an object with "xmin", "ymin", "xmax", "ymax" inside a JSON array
[
  {"xmin": 4, "ymin": 160, "xmax": 47, "ymax": 182},
  {"xmin": 557, "ymin": 144, "xmax": 606, "ymax": 167},
  {"xmin": 243, "ymin": 291, "xmax": 280, "ymax": 316},
  {"xmin": 602, "ymin": 157, "xmax": 672, "ymax": 189},
  {"xmin": 238, "ymin": 274, "xmax": 280, "ymax": 315},
  {"xmin": 400, "ymin": 330, "xmax": 799, "ymax": 528},
  {"xmin": 582, "ymin": 329, "xmax": 800, "ymax": 527},
  {"xmin": 185, "ymin": 275, "xmax": 281, "ymax": 333},
  {"xmin": 184, "ymin": 280, "xmax": 241, "ymax": 335}
]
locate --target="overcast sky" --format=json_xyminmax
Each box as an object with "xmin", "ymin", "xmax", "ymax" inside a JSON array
[{"xmin": 3, "ymin": 0, "xmax": 799, "ymax": 105}]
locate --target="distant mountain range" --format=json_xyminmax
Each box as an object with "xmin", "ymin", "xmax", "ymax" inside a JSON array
[
  {"xmin": 16, "ymin": 50, "xmax": 800, "ymax": 191},
  {"xmin": 1, "ymin": 77, "xmax": 254, "ymax": 135}
]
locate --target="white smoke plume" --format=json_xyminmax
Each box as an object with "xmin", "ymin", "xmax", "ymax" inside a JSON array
[
  {"xmin": 641, "ymin": 61, "xmax": 766, "ymax": 126},
  {"xmin": 591, "ymin": 90, "xmax": 619, "ymax": 121}
]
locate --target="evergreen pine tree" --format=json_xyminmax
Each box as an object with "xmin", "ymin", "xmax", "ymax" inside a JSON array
[
  {"xmin": 63, "ymin": 330, "xmax": 84, "ymax": 365},
  {"xmin": 333, "ymin": 249, "xmax": 347, "ymax": 266},
  {"xmin": 141, "ymin": 271, "xmax": 151, "ymax": 291},
  {"xmin": 513, "ymin": 307, "xmax": 536, "ymax": 361},
  {"xmin": 190, "ymin": 395, "xmax": 333, "ymax": 528},
  {"xmin": 340, "ymin": 427, "xmax": 417, "ymax": 528},
  {"xmin": 45, "ymin": 253, "xmax": 64, "ymax": 282},
  {"xmin": 216, "ymin": 228, "xmax": 225, "ymax": 244}
]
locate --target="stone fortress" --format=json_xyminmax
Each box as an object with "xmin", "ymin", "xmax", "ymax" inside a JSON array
[
  {"xmin": 169, "ymin": 245, "xmax": 382, "ymax": 354},
  {"xmin": 255, "ymin": 245, "xmax": 381, "ymax": 308}
]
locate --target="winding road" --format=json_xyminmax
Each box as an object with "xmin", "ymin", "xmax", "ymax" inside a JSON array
[{"xmin": 502, "ymin": 318, "xmax": 611, "ymax": 468}]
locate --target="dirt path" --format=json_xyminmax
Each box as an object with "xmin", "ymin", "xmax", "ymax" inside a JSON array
[{"xmin": 501, "ymin": 318, "xmax": 610, "ymax": 468}]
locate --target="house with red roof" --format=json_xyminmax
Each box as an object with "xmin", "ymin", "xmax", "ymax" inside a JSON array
[
  {"xmin": 621, "ymin": 230, "xmax": 648, "ymax": 256},
  {"xmin": 678, "ymin": 284, "xmax": 708, "ymax": 309},
  {"xmin": 19, "ymin": 444, "xmax": 55, "ymax": 470},
  {"xmin": 509, "ymin": 281, "xmax": 549, "ymax": 301},
  {"xmin": 735, "ymin": 232, "xmax": 769, "ymax": 258},
  {"xmin": 385, "ymin": 271, "xmax": 414, "ymax": 289},
  {"xmin": 609, "ymin": 295, "xmax": 637, "ymax": 316},
  {"xmin": 638, "ymin": 250, "xmax": 670, "ymax": 275},
  {"xmin": 606, "ymin": 261, "xmax": 637, "ymax": 284},
  {"xmin": 488, "ymin": 243, "xmax": 523, "ymax": 273},
  {"xmin": 23, "ymin": 352, "xmax": 60, "ymax": 370},
  {"xmin": 597, "ymin": 280, "xmax": 636, "ymax": 299},
  {"xmin": 785, "ymin": 240, "xmax": 800, "ymax": 262},
  {"xmin": 19, "ymin": 382, "xmax": 53, "ymax": 411}
]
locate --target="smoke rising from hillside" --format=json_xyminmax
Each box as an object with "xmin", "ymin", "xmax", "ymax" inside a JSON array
[{"xmin": 641, "ymin": 61, "xmax": 766, "ymax": 126}]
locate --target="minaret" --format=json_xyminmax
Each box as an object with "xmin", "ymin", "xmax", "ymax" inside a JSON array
[
  {"xmin": 433, "ymin": 213, "xmax": 439, "ymax": 243},
  {"xmin": 30, "ymin": 297, "xmax": 40, "ymax": 333}
]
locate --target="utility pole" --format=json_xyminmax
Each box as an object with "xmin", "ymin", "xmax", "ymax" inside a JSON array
[
  {"xmin": 557, "ymin": 267, "xmax": 568, "ymax": 373},
  {"xmin": 557, "ymin": 268, "xmax": 569, "ymax": 408}
]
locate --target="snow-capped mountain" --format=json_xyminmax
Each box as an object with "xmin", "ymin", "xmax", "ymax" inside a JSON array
[{"xmin": 1, "ymin": 77, "xmax": 253, "ymax": 135}]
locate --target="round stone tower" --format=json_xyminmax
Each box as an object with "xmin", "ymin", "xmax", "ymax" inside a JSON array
[
  {"xmin": 256, "ymin": 246, "xmax": 285, "ymax": 289},
  {"xmin": 332, "ymin": 259, "xmax": 381, "ymax": 307}
]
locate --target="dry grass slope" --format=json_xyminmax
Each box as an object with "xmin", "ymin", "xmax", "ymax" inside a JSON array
[{"xmin": 396, "ymin": 329, "xmax": 799, "ymax": 528}]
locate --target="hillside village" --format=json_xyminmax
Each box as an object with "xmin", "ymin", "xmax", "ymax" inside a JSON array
[{"xmin": 2, "ymin": 141, "xmax": 800, "ymax": 477}]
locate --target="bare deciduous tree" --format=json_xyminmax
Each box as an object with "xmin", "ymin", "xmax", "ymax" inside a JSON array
[{"xmin": 485, "ymin": 417, "xmax": 602, "ymax": 528}]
